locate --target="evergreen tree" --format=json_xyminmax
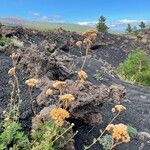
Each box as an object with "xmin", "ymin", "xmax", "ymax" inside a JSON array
[
  {"xmin": 133, "ymin": 26, "xmax": 138, "ymax": 35},
  {"xmin": 96, "ymin": 16, "xmax": 109, "ymax": 32},
  {"xmin": 126, "ymin": 24, "xmax": 132, "ymax": 34},
  {"xmin": 139, "ymin": 21, "xmax": 146, "ymax": 29}
]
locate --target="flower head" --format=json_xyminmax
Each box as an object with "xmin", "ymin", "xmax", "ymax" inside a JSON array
[
  {"xmin": 106, "ymin": 124, "xmax": 115, "ymax": 132},
  {"xmin": 83, "ymin": 38, "xmax": 92, "ymax": 46},
  {"xmin": 76, "ymin": 41, "xmax": 82, "ymax": 47},
  {"xmin": 111, "ymin": 108, "xmax": 116, "ymax": 113},
  {"xmin": 78, "ymin": 70, "xmax": 88, "ymax": 80},
  {"xmin": 107, "ymin": 123, "xmax": 130, "ymax": 143},
  {"xmin": 53, "ymin": 81, "xmax": 66, "ymax": 89},
  {"xmin": 46, "ymin": 88, "xmax": 53, "ymax": 96},
  {"xmin": 114, "ymin": 105, "xmax": 126, "ymax": 112},
  {"xmin": 50, "ymin": 107, "xmax": 70, "ymax": 126},
  {"xmin": 25, "ymin": 78, "xmax": 39, "ymax": 87},
  {"xmin": 59, "ymin": 94, "xmax": 75, "ymax": 108},
  {"xmin": 8, "ymin": 67, "xmax": 16, "ymax": 76}
]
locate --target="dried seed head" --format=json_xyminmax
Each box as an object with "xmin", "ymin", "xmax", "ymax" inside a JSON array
[
  {"xmin": 78, "ymin": 70, "xmax": 88, "ymax": 80},
  {"xmin": 53, "ymin": 81, "xmax": 66, "ymax": 89},
  {"xmin": 25, "ymin": 78, "xmax": 39, "ymax": 87},
  {"xmin": 46, "ymin": 88, "xmax": 53, "ymax": 96},
  {"xmin": 8, "ymin": 67, "xmax": 16, "ymax": 76}
]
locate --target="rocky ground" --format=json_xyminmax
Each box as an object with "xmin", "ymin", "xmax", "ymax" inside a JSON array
[{"xmin": 0, "ymin": 25, "xmax": 150, "ymax": 150}]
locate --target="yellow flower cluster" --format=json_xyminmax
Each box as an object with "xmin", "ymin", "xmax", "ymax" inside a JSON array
[
  {"xmin": 50, "ymin": 107, "xmax": 70, "ymax": 126},
  {"xmin": 78, "ymin": 70, "xmax": 88, "ymax": 80},
  {"xmin": 8, "ymin": 67, "xmax": 16, "ymax": 76},
  {"xmin": 112, "ymin": 105, "xmax": 126, "ymax": 113},
  {"xmin": 53, "ymin": 81, "xmax": 66, "ymax": 89},
  {"xmin": 106, "ymin": 123, "xmax": 130, "ymax": 143},
  {"xmin": 46, "ymin": 88, "xmax": 53, "ymax": 96},
  {"xmin": 83, "ymin": 38, "xmax": 92, "ymax": 46},
  {"xmin": 76, "ymin": 41, "xmax": 82, "ymax": 47},
  {"xmin": 25, "ymin": 78, "xmax": 39, "ymax": 87},
  {"xmin": 59, "ymin": 94, "xmax": 75, "ymax": 108},
  {"xmin": 10, "ymin": 53, "xmax": 19, "ymax": 60}
]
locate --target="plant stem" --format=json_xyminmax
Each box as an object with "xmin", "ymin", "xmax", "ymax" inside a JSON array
[{"xmin": 84, "ymin": 112, "xmax": 120, "ymax": 150}]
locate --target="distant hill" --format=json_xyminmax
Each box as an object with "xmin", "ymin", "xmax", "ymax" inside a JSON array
[
  {"xmin": 0, "ymin": 17, "xmax": 94, "ymax": 33},
  {"xmin": 24, "ymin": 22, "xmax": 95, "ymax": 33}
]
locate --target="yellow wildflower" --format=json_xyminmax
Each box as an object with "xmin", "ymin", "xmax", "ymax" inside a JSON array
[
  {"xmin": 76, "ymin": 41, "xmax": 82, "ymax": 47},
  {"xmin": 8, "ymin": 67, "xmax": 16, "ymax": 76},
  {"xmin": 50, "ymin": 107, "xmax": 70, "ymax": 126},
  {"xmin": 112, "ymin": 124, "xmax": 130, "ymax": 143},
  {"xmin": 78, "ymin": 70, "xmax": 88, "ymax": 80},
  {"xmin": 46, "ymin": 88, "xmax": 53, "ymax": 96},
  {"xmin": 106, "ymin": 124, "xmax": 115, "ymax": 132},
  {"xmin": 25, "ymin": 78, "xmax": 39, "ymax": 87},
  {"xmin": 107, "ymin": 123, "xmax": 130, "ymax": 143},
  {"xmin": 52, "ymin": 81, "xmax": 66, "ymax": 89},
  {"xmin": 83, "ymin": 38, "xmax": 92, "ymax": 46},
  {"xmin": 115, "ymin": 105, "xmax": 126, "ymax": 112},
  {"xmin": 59, "ymin": 94, "xmax": 75, "ymax": 108}
]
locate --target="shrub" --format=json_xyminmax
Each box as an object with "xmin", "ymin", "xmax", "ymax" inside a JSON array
[
  {"xmin": 117, "ymin": 50, "xmax": 150, "ymax": 86},
  {"xmin": 0, "ymin": 37, "xmax": 11, "ymax": 46}
]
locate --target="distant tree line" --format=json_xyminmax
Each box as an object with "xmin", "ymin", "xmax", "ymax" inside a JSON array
[
  {"xmin": 96, "ymin": 16, "xmax": 147, "ymax": 34},
  {"xmin": 126, "ymin": 21, "xmax": 146, "ymax": 35}
]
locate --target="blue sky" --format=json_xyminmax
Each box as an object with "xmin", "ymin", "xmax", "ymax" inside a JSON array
[{"xmin": 0, "ymin": 0, "xmax": 150, "ymax": 24}]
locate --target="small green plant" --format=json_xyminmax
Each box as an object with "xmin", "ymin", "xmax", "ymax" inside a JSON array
[
  {"xmin": 117, "ymin": 50, "xmax": 150, "ymax": 86},
  {"xmin": 0, "ymin": 37, "xmax": 11, "ymax": 46},
  {"xmin": 0, "ymin": 53, "xmax": 29, "ymax": 150},
  {"xmin": 11, "ymin": 38, "xmax": 24, "ymax": 48},
  {"xmin": 31, "ymin": 120, "xmax": 75, "ymax": 150},
  {"xmin": 0, "ymin": 119, "xmax": 30, "ymax": 150}
]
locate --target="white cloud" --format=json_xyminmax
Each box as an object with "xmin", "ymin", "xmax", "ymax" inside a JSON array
[
  {"xmin": 41, "ymin": 15, "xmax": 49, "ymax": 21},
  {"xmin": 30, "ymin": 12, "xmax": 40, "ymax": 17},
  {"xmin": 119, "ymin": 19, "xmax": 148, "ymax": 24},
  {"xmin": 78, "ymin": 21, "xmax": 97, "ymax": 26}
]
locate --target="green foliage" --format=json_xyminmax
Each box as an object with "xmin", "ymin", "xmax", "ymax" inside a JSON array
[
  {"xmin": 99, "ymin": 134, "xmax": 112, "ymax": 150},
  {"xmin": 126, "ymin": 24, "xmax": 132, "ymax": 34},
  {"xmin": 31, "ymin": 120, "xmax": 73, "ymax": 150},
  {"xmin": 0, "ymin": 36, "xmax": 23, "ymax": 48},
  {"xmin": 139, "ymin": 21, "xmax": 146, "ymax": 29},
  {"xmin": 117, "ymin": 50, "xmax": 150, "ymax": 86},
  {"xmin": 127, "ymin": 125, "xmax": 138, "ymax": 137},
  {"xmin": 11, "ymin": 38, "xmax": 23, "ymax": 48},
  {"xmin": 133, "ymin": 26, "xmax": 138, "ymax": 36},
  {"xmin": 96, "ymin": 16, "xmax": 109, "ymax": 32},
  {"xmin": 0, "ymin": 120, "xmax": 30, "ymax": 150},
  {"xmin": 0, "ymin": 37, "xmax": 11, "ymax": 46}
]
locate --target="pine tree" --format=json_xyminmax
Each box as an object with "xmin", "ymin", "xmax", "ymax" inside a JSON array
[
  {"xmin": 139, "ymin": 21, "xmax": 146, "ymax": 29},
  {"xmin": 133, "ymin": 26, "xmax": 138, "ymax": 35},
  {"xmin": 96, "ymin": 16, "xmax": 109, "ymax": 32},
  {"xmin": 126, "ymin": 24, "xmax": 132, "ymax": 34}
]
